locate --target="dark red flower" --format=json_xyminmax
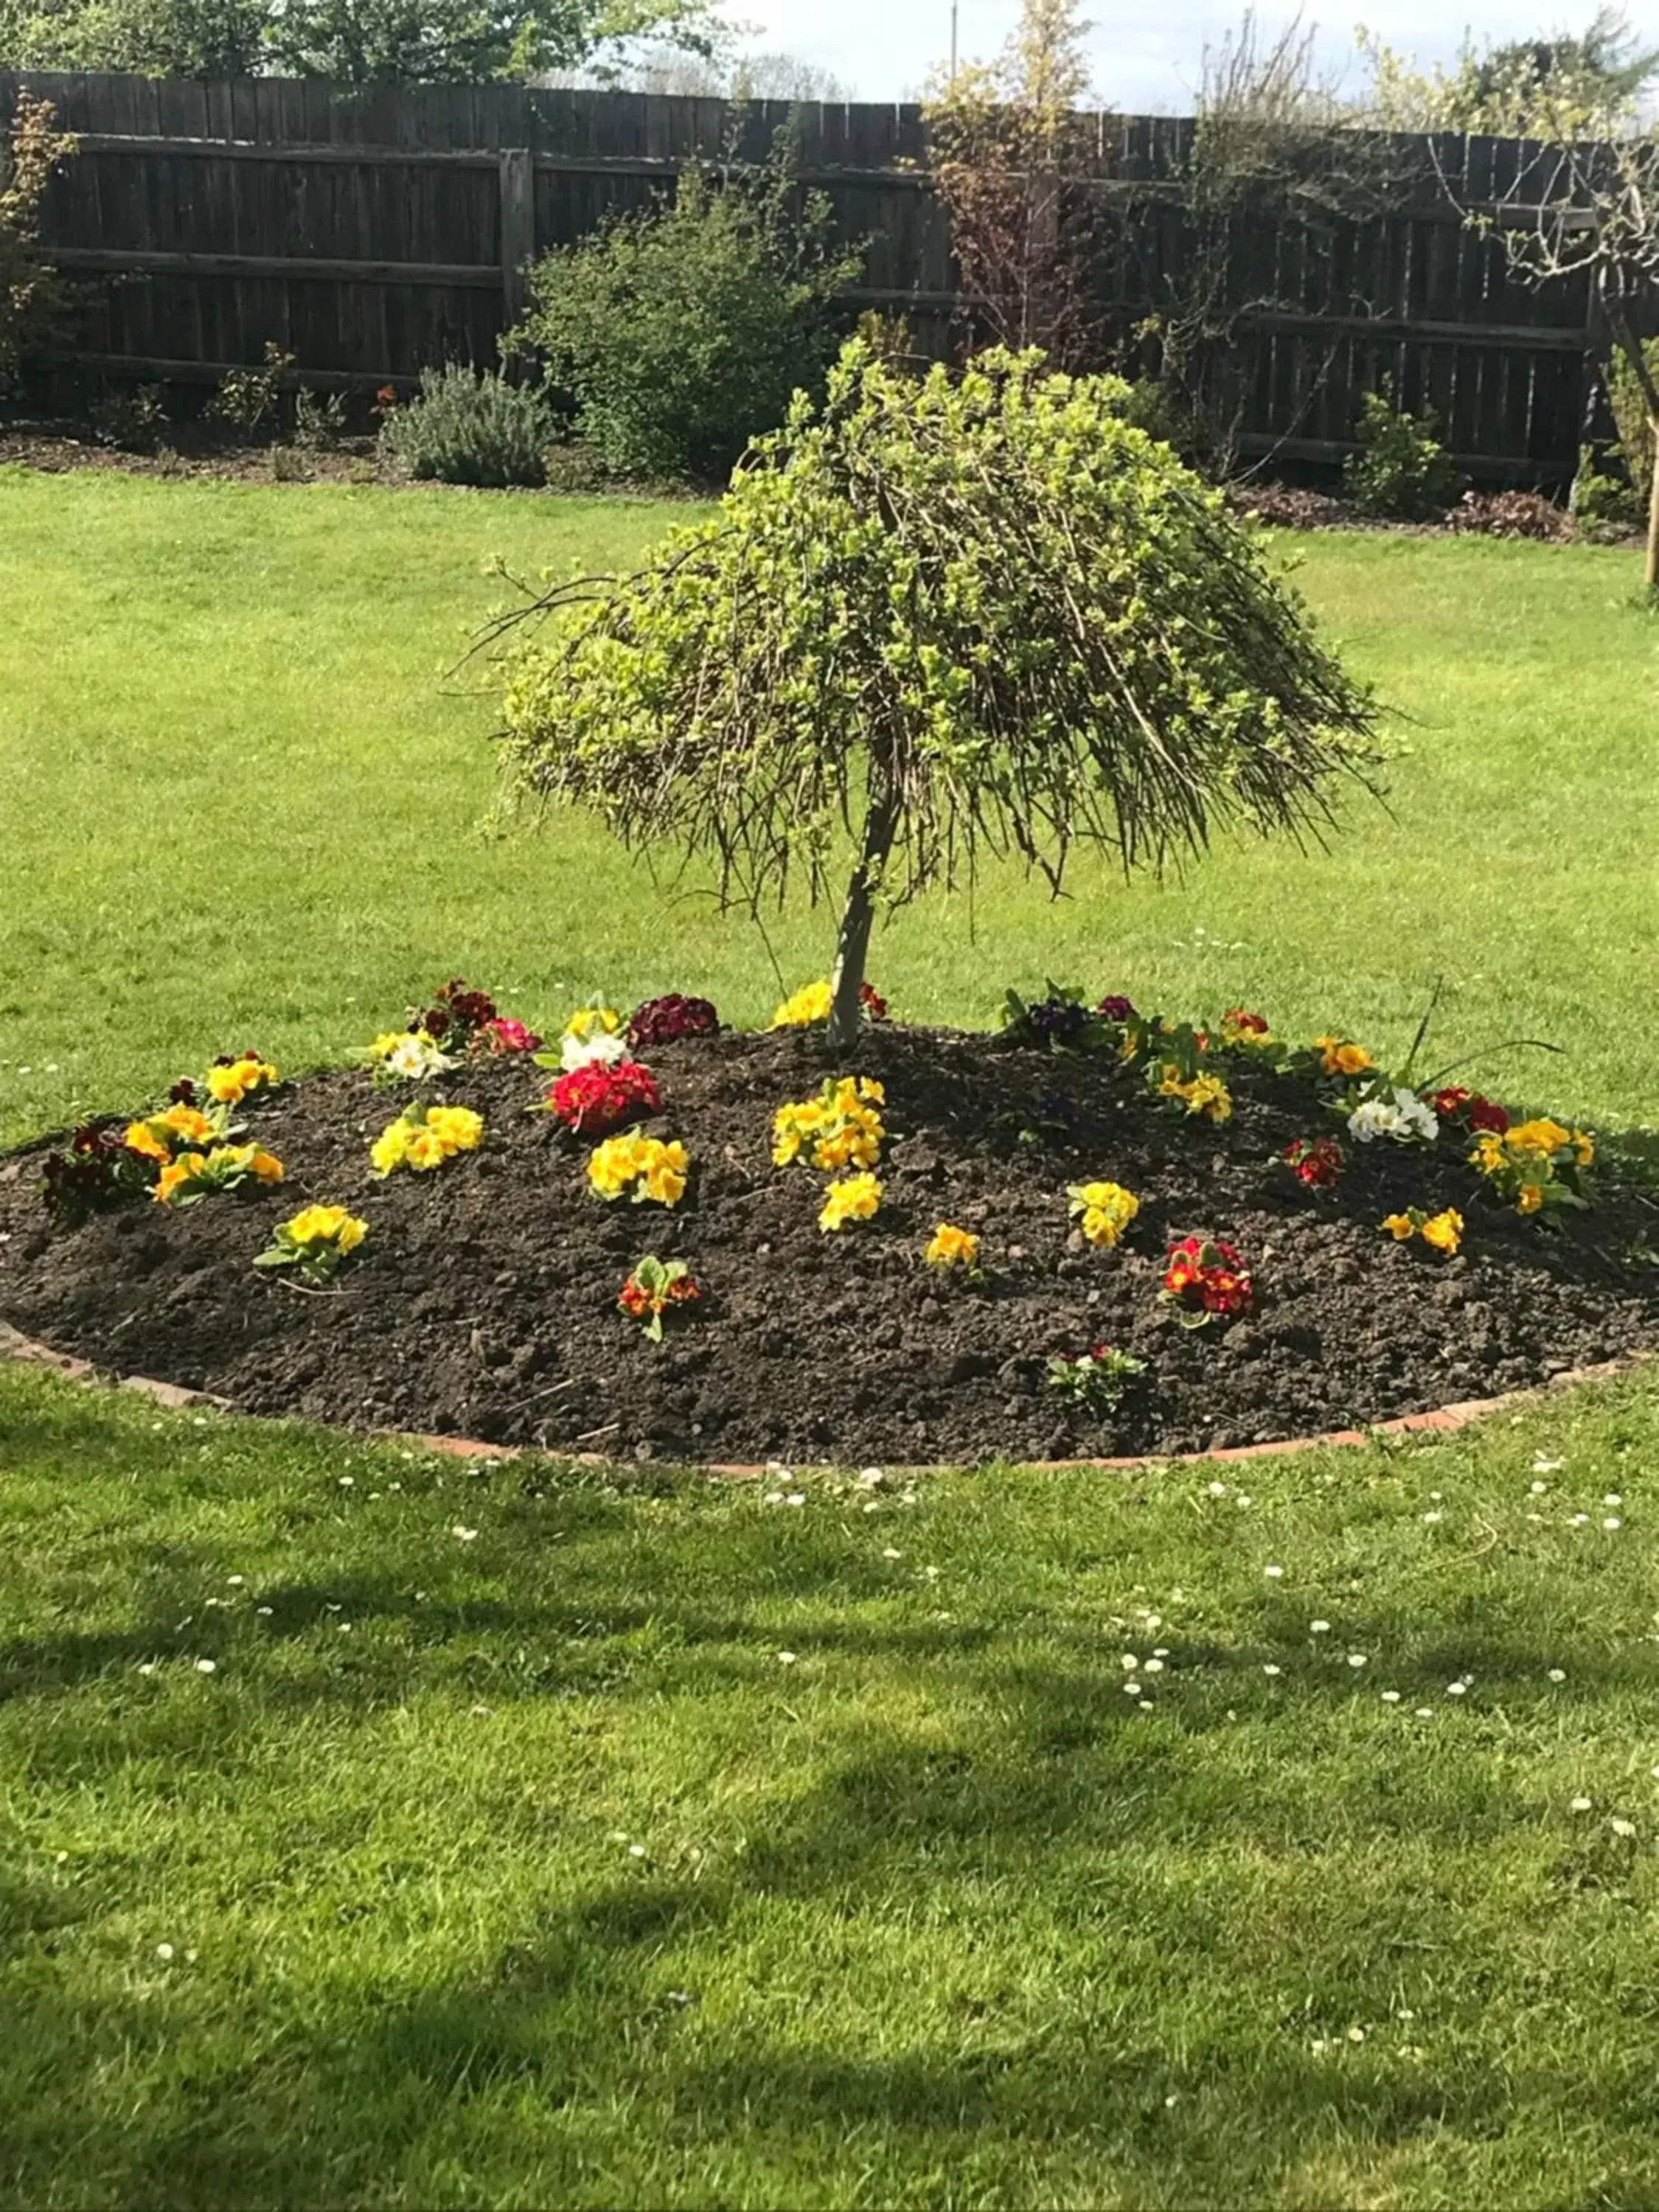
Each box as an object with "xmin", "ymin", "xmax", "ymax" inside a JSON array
[
  {"xmin": 1283, "ymin": 1136, "xmax": 1343, "ymax": 1189},
  {"xmin": 1161, "ymin": 1234, "xmax": 1253, "ymax": 1318},
  {"xmin": 1467, "ymin": 1095, "xmax": 1510, "ymax": 1135},
  {"xmin": 1096, "ymin": 995, "xmax": 1137, "ymax": 1023},
  {"xmin": 626, "ymin": 994, "xmax": 720, "ymax": 1051},
  {"xmin": 167, "ymin": 1077, "xmax": 198, "ymax": 1106},
  {"xmin": 1223, "ymin": 1008, "xmax": 1270, "ymax": 1035},
  {"xmin": 860, "ymin": 981, "xmax": 889, "ymax": 1023}
]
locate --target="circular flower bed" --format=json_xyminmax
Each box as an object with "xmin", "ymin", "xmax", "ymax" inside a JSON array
[{"xmin": 1, "ymin": 986, "xmax": 1656, "ymax": 1465}]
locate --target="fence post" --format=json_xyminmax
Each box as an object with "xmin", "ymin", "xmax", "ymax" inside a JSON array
[{"xmin": 498, "ymin": 148, "xmax": 535, "ymax": 328}]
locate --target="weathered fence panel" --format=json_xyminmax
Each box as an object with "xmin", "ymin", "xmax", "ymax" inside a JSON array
[{"xmin": 1, "ymin": 70, "xmax": 1630, "ymax": 479}]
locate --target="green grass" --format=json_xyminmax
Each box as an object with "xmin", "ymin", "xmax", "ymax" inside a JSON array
[
  {"xmin": 5, "ymin": 468, "xmax": 1659, "ymax": 2205},
  {"xmin": 1, "ymin": 468, "xmax": 1657, "ymax": 1147},
  {"xmin": 4, "ymin": 1360, "xmax": 1659, "ymax": 2208}
]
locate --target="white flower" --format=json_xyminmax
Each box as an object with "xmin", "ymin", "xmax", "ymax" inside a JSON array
[
  {"xmin": 1530, "ymin": 1481, "xmax": 1548, "ymax": 1495},
  {"xmin": 156, "ymin": 1942, "xmax": 175, "ymax": 1961},
  {"xmin": 1123, "ymin": 1680, "xmax": 1143, "ymax": 1697},
  {"xmin": 1143, "ymin": 1658, "xmax": 1166, "ymax": 1674},
  {"xmin": 226, "ymin": 1575, "xmax": 245, "ymax": 1587},
  {"xmin": 1121, "ymin": 1654, "xmax": 1139, "ymax": 1671},
  {"xmin": 194, "ymin": 1658, "xmax": 216, "ymax": 1674},
  {"xmin": 1570, "ymin": 1513, "xmax": 1590, "ymax": 1526},
  {"xmin": 136, "ymin": 1661, "xmax": 156, "ymax": 1676},
  {"xmin": 451, "ymin": 1526, "xmax": 478, "ymax": 1542},
  {"xmin": 1381, "ymin": 1690, "xmax": 1402, "ymax": 1703},
  {"xmin": 1570, "ymin": 1796, "xmax": 1593, "ymax": 1812},
  {"xmin": 785, "ymin": 1493, "xmax": 806, "ymax": 1509},
  {"xmin": 1445, "ymin": 1681, "xmax": 1467, "ymax": 1697},
  {"xmin": 881, "ymin": 1547, "xmax": 902, "ymax": 1560},
  {"xmin": 1347, "ymin": 1654, "xmax": 1368, "ymax": 1668},
  {"xmin": 1348, "ymin": 1088, "xmax": 1436, "ymax": 1146},
  {"xmin": 1604, "ymin": 1517, "xmax": 1623, "ymax": 1531},
  {"xmin": 1262, "ymin": 1663, "xmax": 1282, "ymax": 1677},
  {"xmin": 627, "ymin": 1842, "xmax": 647, "ymax": 1857},
  {"xmin": 1265, "ymin": 1564, "xmax": 1284, "ymax": 1579},
  {"xmin": 776, "ymin": 1651, "xmax": 797, "ymax": 1665},
  {"xmin": 1310, "ymin": 1621, "xmax": 1332, "ymax": 1634},
  {"xmin": 1206, "ymin": 1481, "xmax": 1228, "ymax": 1498},
  {"xmin": 859, "ymin": 1467, "xmax": 886, "ymax": 1487},
  {"xmin": 1414, "ymin": 1707, "xmax": 1434, "ymax": 1719},
  {"xmin": 1422, "ymin": 1510, "xmax": 1444, "ymax": 1524},
  {"xmin": 1604, "ymin": 1493, "xmax": 1624, "ymax": 1507},
  {"xmin": 1533, "ymin": 1455, "xmax": 1563, "ymax": 1474},
  {"xmin": 1152, "ymin": 1646, "xmax": 1169, "ymax": 1658},
  {"xmin": 560, "ymin": 1029, "xmax": 627, "ymax": 1073},
  {"xmin": 256, "ymin": 1606, "xmax": 273, "ymax": 1618},
  {"xmin": 1547, "ymin": 1668, "xmax": 1566, "ymax": 1683},
  {"xmin": 1610, "ymin": 1818, "xmax": 1637, "ymax": 1837},
  {"xmin": 1346, "ymin": 2026, "xmax": 1366, "ymax": 2044},
  {"xmin": 338, "ymin": 1476, "xmax": 355, "ymax": 1489}
]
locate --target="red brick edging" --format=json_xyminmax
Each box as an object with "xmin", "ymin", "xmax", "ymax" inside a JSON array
[{"xmin": 1, "ymin": 1318, "xmax": 1648, "ymax": 1477}]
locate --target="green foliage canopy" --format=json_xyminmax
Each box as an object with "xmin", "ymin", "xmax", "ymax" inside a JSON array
[
  {"xmin": 0, "ymin": 0, "xmax": 720, "ymax": 80},
  {"xmin": 498, "ymin": 344, "xmax": 1381, "ymax": 1037}
]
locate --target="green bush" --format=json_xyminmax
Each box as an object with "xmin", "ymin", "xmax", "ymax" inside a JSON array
[
  {"xmin": 1, "ymin": 91, "xmax": 75, "ymax": 389},
  {"xmin": 1606, "ymin": 341, "xmax": 1658, "ymax": 505},
  {"xmin": 377, "ymin": 364, "xmax": 553, "ymax": 488},
  {"xmin": 1342, "ymin": 388, "xmax": 1459, "ymax": 520},
  {"xmin": 1573, "ymin": 456, "xmax": 1643, "ymax": 542},
  {"xmin": 512, "ymin": 141, "xmax": 863, "ymax": 482}
]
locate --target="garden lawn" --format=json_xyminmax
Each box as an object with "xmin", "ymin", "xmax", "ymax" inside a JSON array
[
  {"xmin": 4, "ymin": 1359, "xmax": 1659, "ymax": 2208},
  {"xmin": 1, "ymin": 468, "xmax": 1658, "ymax": 1147}
]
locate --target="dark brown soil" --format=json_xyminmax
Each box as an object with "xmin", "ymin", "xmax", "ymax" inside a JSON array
[{"xmin": 2, "ymin": 1028, "xmax": 1656, "ymax": 1466}]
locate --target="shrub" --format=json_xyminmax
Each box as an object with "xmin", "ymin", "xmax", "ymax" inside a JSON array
[
  {"xmin": 208, "ymin": 341, "xmax": 293, "ymax": 438},
  {"xmin": 88, "ymin": 381, "xmax": 167, "ymax": 451},
  {"xmin": 499, "ymin": 341, "xmax": 1380, "ymax": 1045},
  {"xmin": 512, "ymin": 139, "xmax": 863, "ymax": 481},
  {"xmin": 0, "ymin": 92, "xmax": 75, "ymax": 389},
  {"xmin": 1446, "ymin": 488, "xmax": 1570, "ymax": 541},
  {"xmin": 1573, "ymin": 459, "xmax": 1643, "ymax": 542},
  {"xmin": 1607, "ymin": 341, "xmax": 1658, "ymax": 507},
  {"xmin": 378, "ymin": 364, "xmax": 552, "ymax": 488},
  {"xmin": 1343, "ymin": 388, "xmax": 1459, "ymax": 520}
]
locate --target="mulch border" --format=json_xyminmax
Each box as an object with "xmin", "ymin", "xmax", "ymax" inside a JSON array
[{"xmin": 2, "ymin": 1318, "xmax": 1646, "ymax": 1478}]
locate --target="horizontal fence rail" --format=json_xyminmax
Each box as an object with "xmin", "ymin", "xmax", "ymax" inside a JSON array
[{"xmin": 4, "ymin": 71, "xmax": 1641, "ymax": 479}]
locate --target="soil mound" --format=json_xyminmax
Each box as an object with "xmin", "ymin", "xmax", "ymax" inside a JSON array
[{"xmin": 2, "ymin": 1026, "xmax": 1655, "ymax": 1464}]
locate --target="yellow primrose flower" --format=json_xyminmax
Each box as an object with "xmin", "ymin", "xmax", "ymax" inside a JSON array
[
  {"xmin": 161, "ymin": 1104, "xmax": 218, "ymax": 1147},
  {"xmin": 1517, "ymin": 1183, "xmax": 1544, "ymax": 1214},
  {"xmin": 1420, "ymin": 1208, "xmax": 1464, "ymax": 1255},
  {"xmin": 425, "ymin": 1105, "xmax": 484, "ymax": 1154},
  {"xmin": 925, "ymin": 1222, "xmax": 981, "ymax": 1273},
  {"xmin": 1312, "ymin": 1034, "xmax": 1372, "ymax": 1079},
  {"xmin": 773, "ymin": 1078, "xmax": 886, "ymax": 1171},
  {"xmin": 771, "ymin": 980, "xmax": 833, "ymax": 1029},
  {"xmin": 1157, "ymin": 1068, "xmax": 1233, "ymax": 1123},
  {"xmin": 589, "ymin": 1133, "xmax": 689, "ymax": 1206},
  {"xmin": 250, "ymin": 1148, "xmax": 285, "ymax": 1183},
  {"xmin": 404, "ymin": 1127, "xmax": 447, "ymax": 1172},
  {"xmin": 125, "ymin": 1121, "xmax": 170, "ymax": 1163},
  {"xmin": 206, "ymin": 1057, "xmax": 279, "ymax": 1106},
  {"xmin": 370, "ymin": 1125, "xmax": 408, "ymax": 1175},
  {"xmin": 153, "ymin": 1154, "xmax": 204, "ymax": 1205},
  {"xmin": 288, "ymin": 1203, "xmax": 354, "ymax": 1245},
  {"xmin": 1573, "ymin": 1130, "xmax": 1595, "ymax": 1168},
  {"xmin": 819, "ymin": 1172, "xmax": 882, "ymax": 1232},
  {"xmin": 1068, "ymin": 1180, "xmax": 1140, "ymax": 1249},
  {"xmin": 564, "ymin": 1004, "xmax": 622, "ymax": 1042},
  {"xmin": 1381, "ymin": 1212, "xmax": 1416, "ymax": 1241},
  {"xmin": 1509, "ymin": 1117, "xmax": 1573, "ymax": 1158}
]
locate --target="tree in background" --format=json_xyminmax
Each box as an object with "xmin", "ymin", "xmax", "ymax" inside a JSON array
[
  {"xmin": 0, "ymin": 0, "xmax": 723, "ymax": 81},
  {"xmin": 495, "ymin": 342, "xmax": 1380, "ymax": 1048},
  {"xmin": 924, "ymin": 0, "xmax": 1103, "ymax": 368},
  {"xmin": 1357, "ymin": 7, "xmax": 1659, "ymax": 137},
  {"xmin": 0, "ymin": 92, "xmax": 74, "ymax": 390},
  {"xmin": 605, "ymin": 47, "xmax": 853, "ymax": 102}
]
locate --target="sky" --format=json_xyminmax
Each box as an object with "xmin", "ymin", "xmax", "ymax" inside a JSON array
[{"xmin": 720, "ymin": 0, "xmax": 1621, "ymax": 107}]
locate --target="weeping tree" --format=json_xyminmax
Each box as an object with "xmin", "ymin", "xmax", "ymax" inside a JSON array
[{"xmin": 497, "ymin": 341, "xmax": 1382, "ymax": 1047}]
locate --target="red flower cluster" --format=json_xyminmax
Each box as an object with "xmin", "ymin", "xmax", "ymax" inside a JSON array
[
  {"xmin": 1428, "ymin": 1087, "xmax": 1510, "ymax": 1135},
  {"xmin": 1283, "ymin": 1135, "xmax": 1343, "ymax": 1189},
  {"xmin": 481, "ymin": 1017, "xmax": 543, "ymax": 1056},
  {"xmin": 1223, "ymin": 1008, "xmax": 1270, "ymax": 1035},
  {"xmin": 860, "ymin": 981, "xmax": 889, "ymax": 1023},
  {"xmin": 549, "ymin": 1058, "xmax": 662, "ymax": 1136},
  {"xmin": 1161, "ymin": 1234, "xmax": 1254, "ymax": 1320},
  {"xmin": 1096, "ymin": 995, "xmax": 1138, "ymax": 1022},
  {"xmin": 627, "ymin": 994, "xmax": 721, "ymax": 1051}
]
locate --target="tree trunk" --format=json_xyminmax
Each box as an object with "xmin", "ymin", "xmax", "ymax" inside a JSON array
[
  {"xmin": 827, "ymin": 768, "xmax": 900, "ymax": 1051},
  {"xmin": 1647, "ymin": 420, "xmax": 1659, "ymax": 599}
]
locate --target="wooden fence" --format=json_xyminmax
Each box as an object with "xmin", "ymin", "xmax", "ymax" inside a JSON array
[{"xmin": 2, "ymin": 71, "xmax": 1631, "ymax": 481}]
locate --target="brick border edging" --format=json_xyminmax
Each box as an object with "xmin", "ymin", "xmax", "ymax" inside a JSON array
[{"xmin": 1, "ymin": 1318, "xmax": 1649, "ymax": 1477}]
